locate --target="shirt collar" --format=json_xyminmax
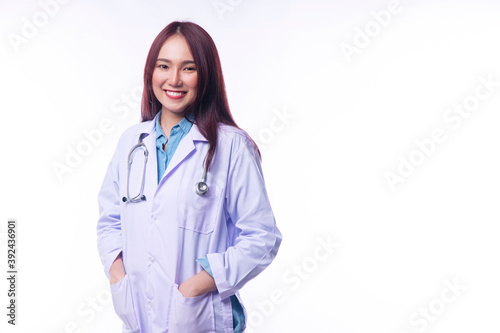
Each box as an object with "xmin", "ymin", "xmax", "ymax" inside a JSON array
[
  {"xmin": 155, "ymin": 110, "xmax": 194, "ymax": 140},
  {"xmin": 177, "ymin": 113, "xmax": 194, "ymax": 135}
]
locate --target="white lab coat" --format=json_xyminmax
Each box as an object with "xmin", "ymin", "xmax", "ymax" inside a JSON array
[{"xmin": 97, "ymin": 114, "xmax": 282, "ymax": 333}]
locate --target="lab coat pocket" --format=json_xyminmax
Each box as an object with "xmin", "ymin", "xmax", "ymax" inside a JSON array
[
  {"xmin": 178, "ymin": 179, "xmax": 222, "ymax": 234},
  {"xmin": 110, "ymin": 275, "xmax": 140, "ymax": 333},
  {"xmin": 170, "ymin": 287, "xmax": 215, "ymax": 333}
]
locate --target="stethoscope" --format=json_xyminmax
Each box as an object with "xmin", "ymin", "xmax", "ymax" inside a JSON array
[{"xmin": 122, "ymin": 134, "xmax": 209, "ymax": 203}]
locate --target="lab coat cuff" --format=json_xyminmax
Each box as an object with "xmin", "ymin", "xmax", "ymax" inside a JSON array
[
  {"xmin": 196, "ymin": 256, "xmax": 213, "ymax": 277},
  {"xmin": 206, "ymin": 253, "xmax": 232, "ymax": 300},
  {"xmin": 104, "ymin": 249, "xmax": 122, "ymax": 280}
]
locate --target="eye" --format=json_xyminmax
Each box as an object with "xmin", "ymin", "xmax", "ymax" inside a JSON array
[
  {"xmin": 157, "ymin": 64, "xmax": 168, "ymax": 69},
  {"xmin": 184, "ymin": 67, "xmax": 196, "ymax": 71}
]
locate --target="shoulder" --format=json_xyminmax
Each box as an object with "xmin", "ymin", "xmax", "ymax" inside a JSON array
[
  {"xmin": 124, "ymin": 119, "xmax": 154, "ymax": 136},
  {"xmin": 217, "ymin": 123, "xmax": 253, "ymax": 144},
  {"xmin": 217, "ymin": 123, "xmax": 257, "ymax": 151},
  {"xmin": 117, "ymin": 119, "xmax": 155, "ymax": 143},
  {"xmin": 216, "ymin": 124, "xmax": 261, "ymax": 162}
]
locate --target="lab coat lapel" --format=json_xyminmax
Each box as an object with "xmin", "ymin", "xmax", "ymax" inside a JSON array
[{"xmin": 161, "ymin": 124, "xmax": 208, "ymax": 181}]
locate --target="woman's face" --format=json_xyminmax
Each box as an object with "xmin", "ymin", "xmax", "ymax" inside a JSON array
[{"xmin": 152, "ymin": 34, "xmax": 198, "ymax": 116}]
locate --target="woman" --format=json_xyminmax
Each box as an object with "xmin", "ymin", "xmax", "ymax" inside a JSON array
[{"xmin": 97, "ymin": 21, "xmax": 282, "ymax": 333}]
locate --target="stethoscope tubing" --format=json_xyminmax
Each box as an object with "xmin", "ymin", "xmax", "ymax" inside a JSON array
[
  {"xmin": 125, "ymin": 140, "xmax": 148, "ymax": 203},
  {"xmin": 122, "ymin": 134, "xmax": 209, "ymax": 203}
]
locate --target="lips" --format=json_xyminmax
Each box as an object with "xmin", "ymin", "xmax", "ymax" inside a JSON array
[{"xmin": 164, "ymin": 90, "xmax": 187, "ymax": 99}]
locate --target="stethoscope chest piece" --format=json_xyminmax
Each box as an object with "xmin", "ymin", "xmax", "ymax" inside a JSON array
[
  {"xmin": 195, "ymin": 181, "xmax": 209, "ymax": 196},
  {"xmin": 195, "ymin": 163, "xmax": 209, "ymax": 196}
]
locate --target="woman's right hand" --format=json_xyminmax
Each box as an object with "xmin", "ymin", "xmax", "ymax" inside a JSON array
[{"xmin": 109, "ymin": 252, "xmax": 126, "ymax": 285}]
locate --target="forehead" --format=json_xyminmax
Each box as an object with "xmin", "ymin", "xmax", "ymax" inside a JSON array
[{"xmin": 157, "ymin": 35, "xmax": 193, "ymax": 60}]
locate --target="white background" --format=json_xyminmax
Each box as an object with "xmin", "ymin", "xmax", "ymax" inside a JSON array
[{"xmin": 1, "ymin": 0, "xmax": 500, "ymax": 332}]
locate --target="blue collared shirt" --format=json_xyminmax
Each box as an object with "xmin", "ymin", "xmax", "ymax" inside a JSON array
[{"xmin": 155, "ymin": 111, "xmax": 194, "ymax": 183}]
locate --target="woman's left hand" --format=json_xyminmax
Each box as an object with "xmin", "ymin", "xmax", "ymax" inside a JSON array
[{"xmin": 178, "ymin": 270, "xmax": 217, "ymax": 297}]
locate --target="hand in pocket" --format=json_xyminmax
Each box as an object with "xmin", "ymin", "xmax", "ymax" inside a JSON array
[
  {"xmin": 110, "ymin": 252, "xmax": 126, "ymax": 285},
  {"xmin": 170, "ymin": 287, "xmax": 215, "ymax": 333},
  {"xmin": 111, "ymin": 275, "xmax": 140, "ymax": 332}
]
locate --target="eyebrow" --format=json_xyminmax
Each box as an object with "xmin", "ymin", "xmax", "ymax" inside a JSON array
[{"xmin": 156, "ymin": 58, "xmax": 195, "ymax": 65}]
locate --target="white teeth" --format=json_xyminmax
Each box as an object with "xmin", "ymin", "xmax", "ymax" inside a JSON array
[{"xmin": 166, "ymin": 91, "xmax": 185, "ymax": 97}]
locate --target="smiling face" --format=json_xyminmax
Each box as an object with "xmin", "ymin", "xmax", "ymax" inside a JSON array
[{"xmin": 152, "ymin": 34, "xmax": 198, "ymax": 117}]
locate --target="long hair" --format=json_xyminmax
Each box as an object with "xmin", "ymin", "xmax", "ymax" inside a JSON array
[{"xmin": 141, "ymin": 21, "xmax": 251, "ymax": 170}]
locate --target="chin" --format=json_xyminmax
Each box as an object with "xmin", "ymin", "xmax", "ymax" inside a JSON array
[{"xmin": 162, "ymin": 105, "xmax": 188, "ymax": 114}]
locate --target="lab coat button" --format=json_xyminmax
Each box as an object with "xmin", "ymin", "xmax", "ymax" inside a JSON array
[
  {"xmin": 149, "ymin": 256, "xmax": 155, "ymax": 262},
  {"xmin": 148, "ymin": 301, "xmax": 152, "ymax": 308}
]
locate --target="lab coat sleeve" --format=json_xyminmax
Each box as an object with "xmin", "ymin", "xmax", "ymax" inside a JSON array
[
  {"xmin": 207, "ymin": 135, "xmax": 282, "ymax": 300},
  {"xmin": 96, "ymin": 137, "xmax": 123, "ymax": 280}
]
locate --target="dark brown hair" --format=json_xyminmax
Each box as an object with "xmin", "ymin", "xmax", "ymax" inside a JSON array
[{"xmin": 141, "ymin": 21, "xmax": 243, "ymax": 170}]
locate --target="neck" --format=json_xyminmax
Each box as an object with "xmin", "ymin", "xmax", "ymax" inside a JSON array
[{"xmin": 160, "ymin": 109, "xmax": 184, "ymax": 139}]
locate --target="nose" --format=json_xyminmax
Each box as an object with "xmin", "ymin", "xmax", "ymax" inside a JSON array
[{"xmin": 168, "ymin": 68, "xmax": 182, "ymax": 86}]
